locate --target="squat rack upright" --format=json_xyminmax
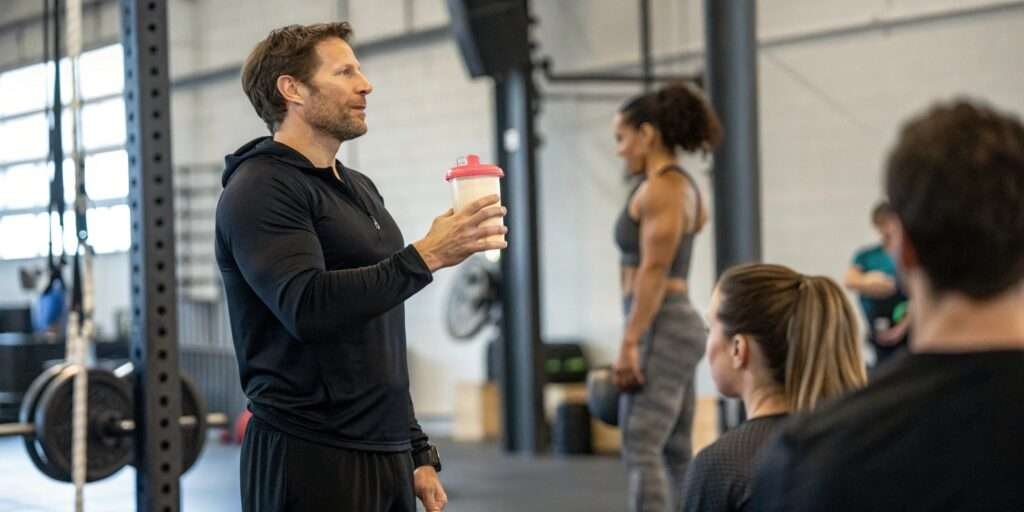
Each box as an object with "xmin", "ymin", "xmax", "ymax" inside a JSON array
[{"xmin": 122, "ymin": 1, "xmax": 185, "ymax": 510}]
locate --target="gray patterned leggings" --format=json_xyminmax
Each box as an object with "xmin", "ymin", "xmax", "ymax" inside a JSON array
[{"xmin": 619, "ymin": 294, "xmax": 707, "ymax": 512}]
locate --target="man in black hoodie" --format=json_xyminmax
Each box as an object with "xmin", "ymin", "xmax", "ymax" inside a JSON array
[{"xmin": 217, "ymin": 23, "xmax": 506, "ymax": 512}]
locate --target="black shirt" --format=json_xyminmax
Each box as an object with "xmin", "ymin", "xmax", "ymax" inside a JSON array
[
  {"xmin": 216, "ymin": 137, "xmax": 433, "ymax": 453},
  {"xmin": 681, "ymin": 414, "xmax": 789, "ymax": 512},
  {"xmin": 750, "ymin": 349, "xmax": 1024, "ymax": 511}
]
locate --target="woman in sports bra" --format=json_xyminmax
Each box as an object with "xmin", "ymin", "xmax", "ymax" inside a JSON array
[{"xmin": 611, "ymin": 82, "xmax": 722, "ymax": 512}]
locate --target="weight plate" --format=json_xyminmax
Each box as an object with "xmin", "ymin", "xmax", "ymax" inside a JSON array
[
  {"xmin": 179, "ymin": 374, "xmax": 208, "ymax": 475},
  {"xmin": 123, "ymin": 372, "xmax": 210, "ymax": 476},
  {"xmin": 34, "ymin": 367, "xmax": 134, "ymax": 482},
  {"xmin": 19, "ymin": 363, "xmax": 71, "ymax": 481}
]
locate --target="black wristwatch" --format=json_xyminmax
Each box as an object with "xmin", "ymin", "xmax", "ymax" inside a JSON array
[{"xmin": 412, "ymin": 445, "xmax": 442, "ymax": 473}]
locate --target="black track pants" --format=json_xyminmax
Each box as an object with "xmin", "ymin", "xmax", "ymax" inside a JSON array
[{"xmin": 241, "ymin": 417, "xmax": 416, "ymax": 512}]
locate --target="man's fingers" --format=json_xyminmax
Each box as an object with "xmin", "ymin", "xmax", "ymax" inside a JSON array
[
  {"xmin": 434, "ymin": 486, "xmax": 448, "ymax": 511},
  {"xmin": 466, "ymin": 194, "xmax": 501, "ymax": 213},
  {"xmin": 420, "ymin": 492, "xmax": 439, "ymax": 511},
  {"xmin": 466, "ymin": 205, "xmax": 506, "ymax": 226},
  {"xmin": 472, "ymin": 225, "xmax": 508, "ymax": 238},
  {"xmin": 474, "ymin": 238, "xmax": 508, "ymax": 252}
]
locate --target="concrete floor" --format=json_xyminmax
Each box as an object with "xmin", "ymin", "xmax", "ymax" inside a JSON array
[{"xmin": 0, "ymin": 436, "xmax": 629, "ymax": 511}]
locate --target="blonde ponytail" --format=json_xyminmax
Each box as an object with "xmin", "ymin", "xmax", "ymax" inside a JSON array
[{"xmin": 784, "ymin": 276, "xmax": 867, "ymax": 411}]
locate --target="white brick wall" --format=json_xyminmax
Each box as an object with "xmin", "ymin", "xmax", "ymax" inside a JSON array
[
  {"xmin": 759, "ymin": 3, "xmax": 1024, "ymax": 274},
  {"xmin": 345, "ymin": 35, "xmax": 495, "ymax": 415}
]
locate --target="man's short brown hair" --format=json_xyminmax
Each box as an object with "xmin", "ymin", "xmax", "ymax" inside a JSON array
[
  {"xmin": 886, "ymin": 99, "xmax": 1024, "ymax": 299},
  {"xmin": 241, "ymin": 22, "xmax": 353, "ymax": 132}
]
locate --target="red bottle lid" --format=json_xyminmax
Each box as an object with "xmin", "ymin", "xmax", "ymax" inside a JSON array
[{"xmin": 445, "ymin": 154, "xmax": 504, "ymax": 181}]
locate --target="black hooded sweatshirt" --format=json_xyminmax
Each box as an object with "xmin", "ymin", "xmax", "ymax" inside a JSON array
[{"xmin": 216, "ymin": 137, "xmax": 432, "ymax": 453}]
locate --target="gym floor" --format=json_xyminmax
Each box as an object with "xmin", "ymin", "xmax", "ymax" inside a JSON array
[{"xmin": 0, "ymin": 436, "xmax": 627, "ymax": 511}]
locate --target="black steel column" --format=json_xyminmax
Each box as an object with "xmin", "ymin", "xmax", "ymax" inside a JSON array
[
  {"xmin": 495, "ymin": 64, "xmax": 545, "ymax": 454},
  {"xmin": 704, "ymin": 0, "xmax": 762, "ymax": 274},
  {"xmin": 639, "ymin": 0, "xmax": 653, "ymax": 92},
  {"xmin": 121, "ymin": 1, "xmax": 184, "ymax": 510}
]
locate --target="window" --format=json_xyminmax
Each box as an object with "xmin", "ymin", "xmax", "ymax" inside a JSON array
[
  {"xmin": 85, "ymin": 150, "xmax": 129, "ymax": 200},
  {"xmin": 0, "ymin": 213, "xmax": 50, "ymax": 260},
  {"xmin": 84, "ymin": 205, "xmax": 131, "ymax": 254},
  {"xmin": 0, "ymin": 115, "xmax": 50, "ymax": 164},
  {"xmin": 0, "ymin": 63, "xmax": 49, "ymax": 117},
  {"xmin": 0, "ymin": 163, "xmax": 49, "ymax": 210},
  {"xmin": 74, "ymin": 98, "xmax": 127, "ymax": 150},
  {"xmin": 0, "ymin": 43, "xmax": 130, "ymax": 260},
  {"xmin": 78, "ymin": 45, "xmax": 125, "ymax": 100}
]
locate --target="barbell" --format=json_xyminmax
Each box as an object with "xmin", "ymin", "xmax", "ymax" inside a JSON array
[{"xmin": 0, "ymin": 363, "xmax": 228, "ymax": 482}]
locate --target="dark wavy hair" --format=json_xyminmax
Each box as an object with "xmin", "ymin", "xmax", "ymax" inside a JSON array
[{"xmin": 620, "ymin": 82, "xmax": 723, "ymax": 153}]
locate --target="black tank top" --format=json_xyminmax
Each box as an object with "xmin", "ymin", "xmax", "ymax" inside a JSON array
[{"xmin": 613, "ymin": 165, "xmax": 702, "ymax": 279}]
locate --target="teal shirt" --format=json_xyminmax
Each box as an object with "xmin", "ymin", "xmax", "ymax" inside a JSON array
[{"xmin": 852, "ymin": 245, "xmax": 908, "ymax": 339}]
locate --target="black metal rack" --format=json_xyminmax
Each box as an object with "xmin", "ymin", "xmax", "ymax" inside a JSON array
[{"xmin": 121, "ymin": 0, "xmax": 184, "ymax": 509}]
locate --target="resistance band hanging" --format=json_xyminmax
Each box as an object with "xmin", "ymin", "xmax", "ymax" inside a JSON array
[
  {"xmin": 36, "ymin": 0, "xmax": 69, "ymax": 333},
  {"xmin": 49, "ymin": 0, "xmax": 67, "ymax": 269}
]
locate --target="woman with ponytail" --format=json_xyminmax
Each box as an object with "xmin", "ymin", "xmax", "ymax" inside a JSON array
[
  {"xmin": 680, "ymin": 263, "xmax": 867, "ymax": 511},
  {"xmin": 612, "ymin": 82, "xmax": 722, "ymax": 512}
]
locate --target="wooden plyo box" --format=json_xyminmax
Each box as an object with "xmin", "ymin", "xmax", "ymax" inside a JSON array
[{"xmin": 452, "ymin": 381, "xmax": 501, "ymax": 442}]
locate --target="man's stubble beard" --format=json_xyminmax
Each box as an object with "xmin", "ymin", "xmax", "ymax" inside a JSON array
[{"xmin": 306, "ymin": 87, "xmax": 367, "ymax": 142}]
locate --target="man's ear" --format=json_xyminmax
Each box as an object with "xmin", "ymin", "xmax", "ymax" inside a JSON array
[
  {"xmin": 277, "ymin": 75, "xmax": 306, "ymax": 106},
  {"xmin": 890, "ymin": 218, "xmax": 919, "ymax": 272}
]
